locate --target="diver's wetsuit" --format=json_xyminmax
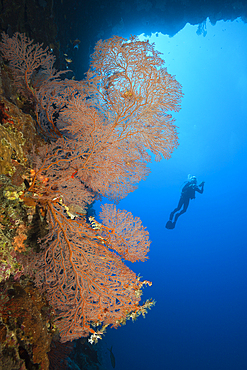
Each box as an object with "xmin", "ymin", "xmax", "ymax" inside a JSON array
[{"xmin": 169, "ymin": 182, "xmax": 204, "ymax": 225}]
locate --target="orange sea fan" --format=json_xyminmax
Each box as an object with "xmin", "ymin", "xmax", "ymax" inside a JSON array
[
  {"xmin": 30, "ymin": 203, "xmax": 152, "ymax": 342},
  {"xmin": 0, "ymin": 32, "xmax": 55, "ymax": 88},
  {"xmin": 99, "ymin": 204, "xmax": 150, "ymax": 262},
  {"xmin": 3, "ymin": 33, "xmax": 183, "ymax": 344}
]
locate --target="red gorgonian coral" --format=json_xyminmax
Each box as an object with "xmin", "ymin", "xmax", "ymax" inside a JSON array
[{"xmin": 0, "ymin": 32, "xmax": 183, "ymax": 342}]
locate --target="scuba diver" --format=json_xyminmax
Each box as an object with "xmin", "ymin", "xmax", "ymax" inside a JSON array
[{"xmin": 166, "ymin": 175, "xmax": 205, "ymax": 229}]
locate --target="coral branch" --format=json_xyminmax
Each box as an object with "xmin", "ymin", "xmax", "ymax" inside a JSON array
[
  {"xmin": 97, "ymin": 204, "xmax": 150, "ymax": 262},
  {"xmin": 0, "ymin": 32, "xmax": 55, "ymax": 88},
  {"xmin": 31, "ymin": 203, "xmax": 151, "ymax": 342}
]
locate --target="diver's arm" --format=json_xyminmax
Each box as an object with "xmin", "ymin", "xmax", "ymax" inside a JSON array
[{"xmin": 196, "ymin": 181, "xmax": 205, "ymax": 194}]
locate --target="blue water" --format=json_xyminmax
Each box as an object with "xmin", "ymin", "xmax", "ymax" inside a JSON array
[{"xmin": 94, "ymin": 19, "xmax": 247, "ymax": 370}]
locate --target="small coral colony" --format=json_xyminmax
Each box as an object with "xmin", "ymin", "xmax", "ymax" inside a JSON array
[{"xmin": 0, "ymin": 31, "xmax": 182, "ymax": 361}]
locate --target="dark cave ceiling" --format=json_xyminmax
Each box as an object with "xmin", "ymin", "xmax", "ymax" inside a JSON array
[
  {"xmin": 55, "ymin": 0, "xmax": 247, "ymax": 77},
  {"xmin": 1, "ymin": 0, "xmax": 246, "ymax": 77}
]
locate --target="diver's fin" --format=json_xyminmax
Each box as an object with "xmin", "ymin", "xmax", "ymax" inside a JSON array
[{"xmin": 165, "ymin": 220, "xmax": 175, "ymax": 229}]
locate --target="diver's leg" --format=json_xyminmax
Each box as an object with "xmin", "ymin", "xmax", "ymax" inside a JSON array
[
  {"xmin": 170, "ymin": 197, "xmax": 183, "ymax": 221},
  {"xmin": 173, "ymin": 199, "xmax": 190, "ymax": 225}
]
